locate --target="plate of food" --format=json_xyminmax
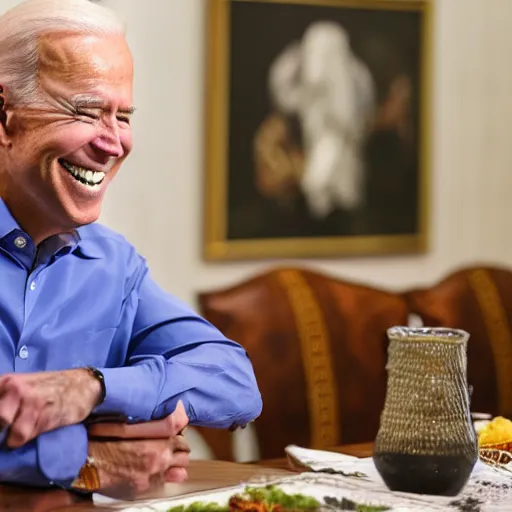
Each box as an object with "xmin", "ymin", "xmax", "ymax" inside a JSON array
[
  {"xmin": 118, "ymin": 482, "xmax": 393, "ymax": 512},
  {"xmin": 478, "ymin": 415, "xmax": 512, "ymax": 471}
]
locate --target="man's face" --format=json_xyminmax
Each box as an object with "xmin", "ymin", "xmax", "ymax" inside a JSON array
[{"xmin": 2, "ymin": 32, "xmax": 134, "ymax": 229}]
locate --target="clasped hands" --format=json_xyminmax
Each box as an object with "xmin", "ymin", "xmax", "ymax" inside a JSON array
[{"xmin": 0, "ymin": 369, "xmax": 190, "ymax": 491}]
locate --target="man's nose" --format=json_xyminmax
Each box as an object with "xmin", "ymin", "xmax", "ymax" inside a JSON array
[{"xmin": 91, "ymin": 124, "xmax": 124, "ymax": 159}]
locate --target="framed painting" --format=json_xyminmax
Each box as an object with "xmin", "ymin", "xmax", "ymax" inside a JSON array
[{"xmin": 203, "ymin": 0, "xmax": 432, "ymax": 260}]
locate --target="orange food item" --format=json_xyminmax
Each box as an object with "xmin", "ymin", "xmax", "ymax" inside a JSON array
[{"xmin": 228, "ymin": 496, "xmax": 283, "ymax": 512}]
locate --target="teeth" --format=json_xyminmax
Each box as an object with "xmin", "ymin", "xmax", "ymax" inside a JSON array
[
  {"xmin": 92, "ymin": 172, "xmax": 103, "ymax": 184},
  {"xmin": 60, "ymin": 160, "xmax": 105, "ymax": 187}
]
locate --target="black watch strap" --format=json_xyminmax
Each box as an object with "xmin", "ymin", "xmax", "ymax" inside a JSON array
[{"xmin": 86, "ymin": 366, "xmax": 106, "ymax": 405}]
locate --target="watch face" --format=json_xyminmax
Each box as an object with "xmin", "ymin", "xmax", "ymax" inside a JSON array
[{"xmin": 76, "ymin": 461, "xmax": 101, "ymax": 492}]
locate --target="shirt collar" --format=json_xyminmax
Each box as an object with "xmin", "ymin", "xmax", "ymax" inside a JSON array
[
  {"xmin": 73, "ymin": 235, "xmax": 103, "ymax": 259},
  {"xmin": 0, "ymin": 197, "xmax": 101, "ymax": 260},
  {"xmin": 0, "ymin": 197, "xmax": 20, "ymax": 239}
]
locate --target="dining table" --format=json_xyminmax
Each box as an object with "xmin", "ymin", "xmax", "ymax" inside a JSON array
[{"xmin": 0, "ymin": 443, "xmax": 373, "ymax": 512}]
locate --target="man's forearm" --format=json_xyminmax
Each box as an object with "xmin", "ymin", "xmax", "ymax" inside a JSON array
[
  {"xmin": 153, "ymin": 346, "xmax": 262, "ymax": 429},
  {"xmin": 0, "ymin": 439, "xmax": 47, "ymax": 486},
  {"xmin": 94, "ymin": 345, "xmax": 262, "ymax": 428},
  {"xmin": 38, "ymin": 425, "xmax": 89, "ymax": 486},
  {"xmin": 0, "ymin": 424, "xmax": 88, "ymax": 488},
  {"xmin": 108, "ymin": 270, "xmax": 262, "ymax": 428}
]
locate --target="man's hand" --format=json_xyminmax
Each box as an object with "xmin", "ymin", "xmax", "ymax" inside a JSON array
[
  {"xmin": 86, "ymin": 401, "xmax": 190, "ymax": 492},
  {"xmin": 0, "ymin": 369, "xmax": 101, "ymax": 448}
]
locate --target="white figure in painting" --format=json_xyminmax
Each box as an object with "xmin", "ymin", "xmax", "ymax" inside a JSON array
[{"xmin": 264, "ymin": 22, "xmax": 376, "ymax": 218}]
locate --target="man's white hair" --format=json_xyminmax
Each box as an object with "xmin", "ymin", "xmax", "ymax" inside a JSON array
[{"xmin": 0, "ymin": 0, "xmax": 125, "ymax": 105}]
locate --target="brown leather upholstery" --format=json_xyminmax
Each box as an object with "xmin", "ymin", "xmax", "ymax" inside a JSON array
[
  {"xmin": 196, "ymin": 267, "xmax": 409, "ymax": 461},
  {"xmin": 406, "ymin": 266, "xmax": 512, "ymax": 419}
]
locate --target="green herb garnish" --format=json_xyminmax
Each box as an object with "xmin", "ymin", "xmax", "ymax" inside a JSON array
[
  {"xmin": 166, "ymin": 485, "xmax": 319, "ymax": 512},
  {"xmin": 324, "ymin": 496, "xmax": 391, "ymax": 511},
  {"xmin": 244, "ymin": 484, "xmax": 320, "ymax": 509},
  {"xmin": 165, "ymin": 486, "xmax": 390, "ymax": 512},
  {"xmin": 167, "ymin": 503, "xmax": 228, "ymax": 512}
]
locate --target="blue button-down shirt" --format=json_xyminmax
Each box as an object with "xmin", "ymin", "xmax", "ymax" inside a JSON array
[{"xmin": 0, "ymin": 199, "xmax": 261, "ymax": 487}]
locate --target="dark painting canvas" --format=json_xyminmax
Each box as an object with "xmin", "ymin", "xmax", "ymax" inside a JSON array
[{"xmin": 204, "ymin": 0, "xmax": 431, "ymax": 260}]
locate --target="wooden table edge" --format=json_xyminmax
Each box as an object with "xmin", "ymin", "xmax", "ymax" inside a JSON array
[{"xmin": 257, "ymin": 442, "xmax": 375, "ymax": 470}]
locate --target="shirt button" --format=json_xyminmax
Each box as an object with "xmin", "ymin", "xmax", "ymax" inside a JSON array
[
  {"xmin": 19, "ymin": 345, "xmax": 29, "ymax": 359},
  {"xmin": 14, "ymin": 236, "xmax": 27, "ymax": 249},
  {"xmin": 29, "ymin": 281, "xmax": 36, "ymax": 291}
]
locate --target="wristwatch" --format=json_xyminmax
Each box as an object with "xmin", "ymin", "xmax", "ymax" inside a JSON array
[
  {"xmin": 72, "ymin": 456, "xmax": 101, "ymax": 491},
  {"xmin": 86, "ymin": 366, "xmax": 106, "ymax": 405}
]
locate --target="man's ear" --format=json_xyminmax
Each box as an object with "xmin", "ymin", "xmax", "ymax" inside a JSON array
[
  {"xmin": 0, "ymin": 86, "xmax": 11, "ymax": 148},
  {"xmin": 0, "ymin": 113, "xmax": 12, "ymax": 148}
]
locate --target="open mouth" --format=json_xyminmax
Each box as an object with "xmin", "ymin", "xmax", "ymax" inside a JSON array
[{"xmin": 58, "ymin": 159, "xmax": 106, "ymax": 187}]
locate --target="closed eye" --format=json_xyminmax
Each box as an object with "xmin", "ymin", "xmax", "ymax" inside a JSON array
[
  {"xmin": 117, "ymin": 114, "xmax": 131, "ymax": 125},
  {"xmin": 75, "ymin": 110, "xmax": 100, "ymax": 123}
]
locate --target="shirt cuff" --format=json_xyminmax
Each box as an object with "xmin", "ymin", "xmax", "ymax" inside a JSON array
[
  {"xmin": 37, "ymin": 424, "xmax": 88, "ymax": 486},
  {"xmin": 94, "ymin": 363, "xmax": 160, "ymax": 421}
]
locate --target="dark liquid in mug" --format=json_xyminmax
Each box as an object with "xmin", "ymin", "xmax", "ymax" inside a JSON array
[{"xmin": 373, "ymin": 452, "xmax": 476, "ymax": 496}]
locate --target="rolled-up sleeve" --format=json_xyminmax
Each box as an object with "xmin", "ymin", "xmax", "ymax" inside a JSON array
[
  {"xmin": 153, "ymin": 343, "xmax": 262, "ymax": 428},
  {"xmin": 94, "ymin": 263, "xmax": 262, "ymax": 428}
]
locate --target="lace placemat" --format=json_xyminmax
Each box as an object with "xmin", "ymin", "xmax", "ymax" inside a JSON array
[{"xmin": 282, "ymin": 445, "xmax": 512, "ymax": 511}]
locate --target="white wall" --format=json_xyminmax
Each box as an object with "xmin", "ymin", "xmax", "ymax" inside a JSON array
[
  {"xmin": 1, "ymin": 0, "xmax": 511, "ymax": 305},
  {"xmin": 100, "ymin": 0, "xmax": 512, "ymax": 306}
]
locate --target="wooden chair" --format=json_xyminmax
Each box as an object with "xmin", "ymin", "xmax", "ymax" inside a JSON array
[
  {"xmin": 195, "ymin": 267, "xmax": 409, "ymax": 461},
  {"xmin": 405, "ymin": 265, "xmax": 512, "ymax": 419}
]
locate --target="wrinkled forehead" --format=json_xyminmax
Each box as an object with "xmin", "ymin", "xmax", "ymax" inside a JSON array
[{"xmin": 37, "ymin": 32, "xmax": 133, "ymax": 102}]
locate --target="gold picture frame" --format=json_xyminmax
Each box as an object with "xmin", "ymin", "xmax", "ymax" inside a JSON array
[{"xmin": 204, "ymin": 0, "xmax": 432, "ymax": 261}]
